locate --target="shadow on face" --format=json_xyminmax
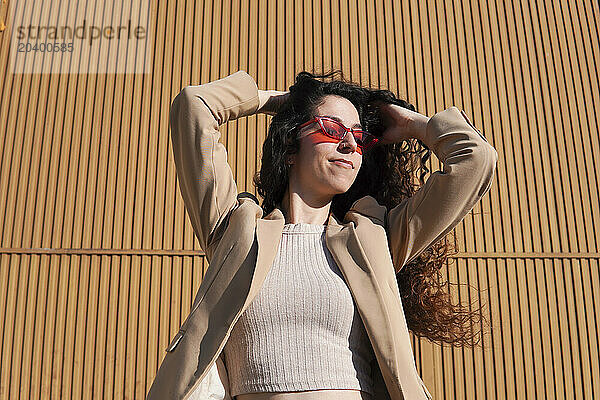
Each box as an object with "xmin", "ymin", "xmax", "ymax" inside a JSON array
[{"xmin": 288, "ymin": 95, "xmax": 364, "ymax": 202}]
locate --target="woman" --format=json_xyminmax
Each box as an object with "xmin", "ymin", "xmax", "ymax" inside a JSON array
[{"xmin": 146, "ymin": 70, "xmax": 498, "ymax": 400}]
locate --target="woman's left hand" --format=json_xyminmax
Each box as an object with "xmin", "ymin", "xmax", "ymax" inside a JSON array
[{"xmin": 375, "ymin": 102, "xmax": 430, "ymax": 145}]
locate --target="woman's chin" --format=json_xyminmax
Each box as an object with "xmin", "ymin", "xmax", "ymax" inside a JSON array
[
  {"xmin": 309, "ymin": 176, "xmax": 355, "ymax": 198},
  {"xmin": 326, "ymin": 182, "xmax": 354, "ymax": 196}
]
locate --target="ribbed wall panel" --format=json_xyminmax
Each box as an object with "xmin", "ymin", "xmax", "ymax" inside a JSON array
[
  {"xmin": 1, "ymin": 0, "xmax": 599, "ymax": 398},
  {"xmin": 0, "ymin": 254, "xmax": 208, "ymax": 399}
]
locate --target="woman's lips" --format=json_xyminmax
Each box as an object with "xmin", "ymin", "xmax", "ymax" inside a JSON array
[{"xmin": 330, "ymin": 159, "xmax": 353, "ymax": 169}]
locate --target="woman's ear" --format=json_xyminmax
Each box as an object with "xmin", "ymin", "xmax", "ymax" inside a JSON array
[{"xmin": 286, "ymin": 155, "xmax": 295, "ymax": 165}]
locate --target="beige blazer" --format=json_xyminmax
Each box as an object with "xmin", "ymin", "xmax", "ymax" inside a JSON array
[{"xmin": 146, "ymin": 71, "xmax": 498, "ymax": 400}]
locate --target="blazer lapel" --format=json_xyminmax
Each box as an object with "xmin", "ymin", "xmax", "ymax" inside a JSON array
[
  {"xmin": 247, "ymin": 208, "xmax": 285, "ymax": 309},
  {"xmin": 325, "ymin": 213, "xmax": 428, "ymax": 400},
  {"xmin": 324, "ymin": 215, "xmax": 399, "ymax": 390}
]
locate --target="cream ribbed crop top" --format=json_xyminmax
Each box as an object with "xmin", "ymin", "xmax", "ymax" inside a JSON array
[{"xmin": 222, "ymin": 222, "xmax": 376, "ymax": 397}]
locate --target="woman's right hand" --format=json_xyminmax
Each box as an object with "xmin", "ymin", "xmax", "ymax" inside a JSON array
[
  {"xmin": 257, "ymin": 90, "xmax": 290, "ymax": 115},
  {"xmin": 375, "ymin": 102, "xmax": 430, "ymax": 144}
]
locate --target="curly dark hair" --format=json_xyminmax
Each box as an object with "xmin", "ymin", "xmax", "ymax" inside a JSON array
[{"xmin": 253, "ymin": 70, "xmax": 488, "ymax": 347}]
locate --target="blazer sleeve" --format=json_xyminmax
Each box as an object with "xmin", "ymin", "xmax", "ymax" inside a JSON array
[
  {"xmin": 169, "ymin": 70, "xmax": 260, "ymax": 253},
  {"xmin": 386, "ymin": 106, "xmax": 498, "ymax": 273}
]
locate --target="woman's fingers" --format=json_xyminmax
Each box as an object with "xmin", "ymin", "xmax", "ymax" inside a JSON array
[
  {"xmin": 273, "ymin": 91, "xmax": 290, "ymax": 111},
  {"xmin": 374, "ymin": 103, "xmax": 429, "ymax": 143},
  {"xmin": 375, "ymin": 103, "xmax": 412, "ymax": 143}
]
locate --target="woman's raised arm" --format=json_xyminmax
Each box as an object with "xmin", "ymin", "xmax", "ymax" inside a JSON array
[
  {"xmin": 383, "ymin": 106, "xmax": 498, "ymax": 272},
  {"xmin": 169, "ymin": 71, "xmax": 261, "ymax": 257}
]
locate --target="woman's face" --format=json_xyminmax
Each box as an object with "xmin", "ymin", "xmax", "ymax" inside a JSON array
[{"xmin": 288, "ymin": 95, "xmax": 363, "ymax": 200}]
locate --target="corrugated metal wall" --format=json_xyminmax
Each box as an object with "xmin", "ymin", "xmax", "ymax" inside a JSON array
[{"xmin": 1, "ymin": 0, "xmax": 599, "ymax": 398}]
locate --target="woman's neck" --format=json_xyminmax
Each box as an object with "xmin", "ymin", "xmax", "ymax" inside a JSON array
[{"xmin": 279, "ymin": 190, "xmax": 332, "ymax": 225}]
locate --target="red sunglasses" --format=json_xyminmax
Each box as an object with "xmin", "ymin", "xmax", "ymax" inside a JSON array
[{"xmin": 298, "ymin": 116, "xmax": 379, "ymax": 154}]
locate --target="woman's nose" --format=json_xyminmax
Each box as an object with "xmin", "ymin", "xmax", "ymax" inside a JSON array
[{"xmin": 339, "ymin": 131, "xmax": 358, "ymax": 153}]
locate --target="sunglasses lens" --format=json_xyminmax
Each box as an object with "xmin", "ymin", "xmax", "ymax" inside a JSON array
[
  {"xmin": 318, "ymin": 118, "xmax": 377, "ymax": 151},
  {"xmin": 320, "ymin": 119, "xmax": 346, "ymax": 139},
  {"xmin": 355, "ymin": 131, "xmax": 377, "ymax": 149}
]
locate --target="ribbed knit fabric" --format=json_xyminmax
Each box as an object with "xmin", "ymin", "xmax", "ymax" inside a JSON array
[{"xmin": 223, "ymin": 222, "xmax": 376, "ymax": 397}]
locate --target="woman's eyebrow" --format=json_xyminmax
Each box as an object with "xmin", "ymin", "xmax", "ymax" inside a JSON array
[{"xmin": 323, "ymin": 115, "xmax": 362, "ymax": 129}]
